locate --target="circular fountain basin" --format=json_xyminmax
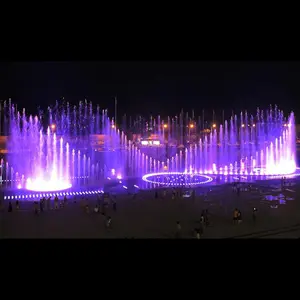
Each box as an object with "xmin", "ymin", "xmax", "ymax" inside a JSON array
[
  {"xmin": 142, "ymin": 172, "xmax": 213, "ymax": 186},
  {"xmin": 26, "ymin": 178, "xmax": 72, "ymax": 192}
]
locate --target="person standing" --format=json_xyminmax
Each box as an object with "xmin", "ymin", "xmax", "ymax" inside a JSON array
[
  {"xmin": 233, "ymin": 208, "xmax": 238, "ymax": 224},
  {"xmin": 47, "ymin": 197, "xmax": 51, "ymax": 210},
  {"xmin": 34, "ymin": 201, "xmax": 38, "ymax": 215},
  {"xmin": 8, "ymin": 201, "xmax": 12, "ymax": 212},
  {"xmin": 252, "ymin": 208, "xmax": 257, "ymax": 223},
  {"xmin": 39, "ymin": 198, "xmax": 44, "ymax": 213},
  {"xmin": 176, "ymin": 221, "xmax": 181, "ymax": 238},
  {"xmin": 54, "ymin": 195, "xmax": 59, "ymax": 210},
  {"xmin": 106, "ymin": 216, "xmax": 112, "ymax": 229}
]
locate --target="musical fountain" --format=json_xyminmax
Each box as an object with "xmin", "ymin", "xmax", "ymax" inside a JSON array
[
  {"xmin": 142, "ymin": 108, "xmax": 298, "ymax": 187},
  {"xmin": 0, "ymin": 100, "xmax": 298, "ymax": 200}
]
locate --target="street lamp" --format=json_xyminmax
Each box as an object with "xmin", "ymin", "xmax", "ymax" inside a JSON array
[{"xmin": 162, "ymin": 123, "xmax": 168, "ymax": 142}]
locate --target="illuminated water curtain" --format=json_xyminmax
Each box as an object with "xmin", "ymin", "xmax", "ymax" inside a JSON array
[
  {"xmin": 179, "ymin": 111, "xmax": 297, "ymax": 176},
  {"xmin": 0, "ymin": 101, "xmax": 297, "ymax": 192},
  {"xmin": 140, "ymin": 109, "xmax": 297, "ymax": 178}
]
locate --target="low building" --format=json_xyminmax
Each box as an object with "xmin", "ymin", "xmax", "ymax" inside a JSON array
[{"xmin": 0, "ymin": 136, "xmax": 8, "ymax": 154}]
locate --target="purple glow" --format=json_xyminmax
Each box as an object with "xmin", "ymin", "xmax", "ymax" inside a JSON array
[
  {"xmin": 26, "ymin": 178, "xmax": 72, "ymax": 192},
  {"xmin": 138, "ymin": 111, "xmax": 297, "ymax": 177},
  {"xmin": 142, "ymin": 172, "xmax": 213, "ymax": 186},
  {"xmin": 1, "ymin": 102, "xmax": 297, "ymax": 194},
  {"xmin": 3, "ymin": 189, "xmax": 103, "ymax": 201}
]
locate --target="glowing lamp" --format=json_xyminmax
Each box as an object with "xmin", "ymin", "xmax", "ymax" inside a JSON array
[
  {"xmin": 189, "ymin": 124, "xmax": 194, "ymax": 128},
  {"xmin": 163, "ymin": 124, "xmax": 168, "ymax": 128},
  {"xmin": 50, "ymin": 124, "xmax": 56, "ymax": 130},
  {"xmin": 212, "ymin": 124, "xmax": 216, "ymax": 128}
]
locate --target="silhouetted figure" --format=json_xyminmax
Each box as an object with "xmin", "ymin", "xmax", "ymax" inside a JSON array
[
  {"xmin": 106, "ymin": 216, "xmax": 112, "ymax": 229},
  {"xmin": 237, "ymin": 210, "xmax": 242, "ymax": 224},
  {"xmin": 54, "ymin": 195, "xmax": 59, "ymax": 210},
  {"xmin": 42, "ymin": 197, "xmax": 46, "ymax": 210},
  {"xmin": 16, "ymin": 200, "xmax": 20, "ymax": 211},
  {"xmin": 233, "ymin": 208, "xmax": 238, "ymax": 224},
  {"xmin": 176, "ymin": 221, "xmax": 181, "ymax": 238},
  {"xmin": 40, "ymin": 199, "xmax": 43, "ymax": 212},
  {"xmin": 102, "ymin": 203, "xmax": 106, "ymax": 216},
  {"xmin": 47, "ymin": 197, "xmax": 51, "ymax": 210},
  {"xmin": 204, "ymin": 209, "xmax": 209, "ymax": 226},
  {"xmin": 34, "ymin": 201, "xmax": 39, "ymax": 215},
  {"xmin": 200, "ymin": 212, "xmax": 204, "ymax": 225},
  {"xmin": 8, "ymin": 201, "xmax": 12, "ymax": 212}
]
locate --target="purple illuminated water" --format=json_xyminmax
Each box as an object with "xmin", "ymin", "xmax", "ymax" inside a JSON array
[
  {"xmin": 0, "ymin": 100, "xmax": 297, "ymax": 192},
  {"xmin": 3, "ymin": 101, "xmax": 130, "ymax": 191}
]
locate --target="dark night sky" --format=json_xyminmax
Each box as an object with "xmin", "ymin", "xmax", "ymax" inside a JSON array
[{"xmin": 1, "ymin": 61, "xmax": 299, "ymax": 118}]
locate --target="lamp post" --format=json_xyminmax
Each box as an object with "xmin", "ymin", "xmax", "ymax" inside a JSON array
[{"xmin": 189, "ymin": 123, "xmax": 194, "ymax": 142}]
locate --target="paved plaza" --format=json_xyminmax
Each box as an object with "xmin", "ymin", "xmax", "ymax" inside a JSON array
[{"xmin": 1, "ymin": 179, "xmax": 300, "ymax": 238}]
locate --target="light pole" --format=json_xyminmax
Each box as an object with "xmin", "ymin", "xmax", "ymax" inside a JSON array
[{"xmin": 189, "ymin": 123, "xmax": 194, "ymax": 142}]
